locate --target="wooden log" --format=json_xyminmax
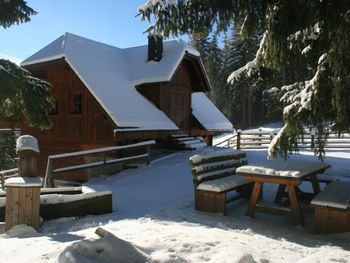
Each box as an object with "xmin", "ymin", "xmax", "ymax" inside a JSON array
[
  {"xmin": 40, "ymin": 187, "xmax": 82, "ymax": 195},
  {"xmin": 39, "ymin": 192, "xmax": 113, "ymax": 219}
]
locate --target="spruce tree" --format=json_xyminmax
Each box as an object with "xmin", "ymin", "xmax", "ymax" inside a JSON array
[
  {"xmin": 139, "ymin": 0, "xmax": 350, "ymax": 158},
  {"xmin": 0, "ymin": 0, "xmax": 54, "ymax": 129},
  {"xmin": 205, "ymin": 35, "xmax": 224, "ymax": 109}
]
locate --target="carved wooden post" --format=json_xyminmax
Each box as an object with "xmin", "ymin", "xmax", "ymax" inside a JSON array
[
  {"xmin": 5, "ymin": 135, "xmax": 42, "ymax": 231},
  {"xmin": 16, "ymin": 135, "xmax": 40, "ymax": 177}
]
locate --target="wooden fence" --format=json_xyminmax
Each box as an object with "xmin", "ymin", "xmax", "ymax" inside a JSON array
[
  {"xmin": 0, "ymin": 168, "xmax": 19, "ymax": 190},
  {"xmin": 214, "ymin": 129, "xmax": 350, "ymax": 151},
  {"xmin": 44, "ymin": 140, "xmax": 156, "ymax": 188}
]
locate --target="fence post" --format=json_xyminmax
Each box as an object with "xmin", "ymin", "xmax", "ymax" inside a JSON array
[
  {"xmin": 237, "ymin": 130, "xmax": 241, "ymax": 150},
  {"xmin": 311, "ymin": 131, "xmax": 315, "ymax": 149},
  {"xmin": 146, "ymin": 145, "xmax": 151, "ymax": 165},
  {"xmin": 0, "ymin": 171, "xmax": 4, "ymax": 190},
  {"xmin": 44, "ymin": 157, "xmax": 54, "ymax": 188}
]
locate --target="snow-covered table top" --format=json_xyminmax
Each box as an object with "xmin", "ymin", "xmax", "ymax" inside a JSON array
[{"xmin": 236, "ymin": 159, "xmax": 331, "ymax": 179}]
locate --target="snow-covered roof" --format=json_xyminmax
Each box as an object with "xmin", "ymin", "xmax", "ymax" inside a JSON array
[
  {"xmin": 21, "ymin": 33, "xmax": 202, "ymax": 130},
  {"xmin": 191, "ymin": 92, "xmax": 233, "ymax": 131},
  {"xmin": 21, "ymin": 33, "xmax": 228, "ymax": 131}
]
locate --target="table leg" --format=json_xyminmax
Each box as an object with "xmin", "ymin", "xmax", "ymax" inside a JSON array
[
  {"xmin": 309, "ymin": 174, "xmax": 321, "ymax": 194},
  {"xmin": 246, "ymin": 181, "xmax": 262, "ymax": 218},
  {"xmin": 274, "ymin": 185, "xmax": 286, "ymax": 204},
  {"xmin": 287, "ymin": 185, "xmax": 304, "ymax": 226}
]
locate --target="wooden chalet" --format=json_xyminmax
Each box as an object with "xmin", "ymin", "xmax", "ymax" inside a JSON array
[{"xmin": 2, "ymin": 33, "xmax": 233, "ymax": 182}]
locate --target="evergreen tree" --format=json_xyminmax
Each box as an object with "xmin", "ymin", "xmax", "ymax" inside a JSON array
[
  {"xmin": 189, "ymin": 32, "xmax": 210, "ymax": 63},
  {"xmin": 0, "ymin": 0, "xmax": 54, "ymax": 129},
  {"xmin": 0, "ymin": 130, "xmax": 17, "ymax": 170},
  {"xmin": 205, "ymin": 35, "xmax": 224, "ymax": 109},
  {"xmin": 139, "ymin": 0, "xmax": 350, "ymax": 158}
]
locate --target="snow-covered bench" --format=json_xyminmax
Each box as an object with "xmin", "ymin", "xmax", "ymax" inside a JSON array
[
  {"xmin": 189, "ymin": 148, "xmax": 253, "ymax": 215},
  {"xmin": 311, "ymin": 181, "xmax": 350, "ymax": 233}
]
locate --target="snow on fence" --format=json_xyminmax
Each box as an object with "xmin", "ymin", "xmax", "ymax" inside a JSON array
[
  {"xmin": 44, "ymin": 140, "xmax": 156, "ymax": 188},
  {"xmin": 214, "ymin": 129, "xmax": 350, "ymax": 151}
]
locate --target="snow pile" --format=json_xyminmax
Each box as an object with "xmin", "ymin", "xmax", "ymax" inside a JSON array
[
  {"xmin": 16, "ymin": 135, "xmax": 40, "ymax": 154},
  {"xmin": 58, "ymin": 228, "xmax": 151, "ymax": 263},
  {"xmin": 6, "ymin": 225, "xmax": 38, "ymax": 238}
]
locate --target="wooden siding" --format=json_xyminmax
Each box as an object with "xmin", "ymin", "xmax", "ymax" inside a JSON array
[
  {"xmin": 138, "ymin": 59, "xmax": 194, "ymax": 132},
  {"xmin": 22, "ymin": 60, "xmax": 117, "ymax": 180}
]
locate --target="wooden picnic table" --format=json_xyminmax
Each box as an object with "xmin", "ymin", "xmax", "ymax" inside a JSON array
[{"xmin": 236, "ymin": 159, "xmax": 331, "ymax": 226}]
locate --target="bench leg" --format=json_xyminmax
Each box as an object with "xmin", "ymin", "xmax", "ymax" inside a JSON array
[
  {"xmin": 246, "ymin": 182, "xmax": 262, "ymax": 218},
  {"xmin": 309, "ymin": 174, "xmax": 321, "ymax": 195},
  {"xmin": 287, "ymin": 185, "xmax": 305, "ymax": 226},
  {"xmin": 274, "ymin": 185, "xmax": 286, "ymax": 204}
]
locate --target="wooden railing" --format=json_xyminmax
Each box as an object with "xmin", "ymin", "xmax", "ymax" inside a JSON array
[
  {"xmin": 0, "ymin": 168, "xmax": 19, "ymax": 190},
  {"xmin": 215, "ymin": 129, "xmax": 350, "ymax": 151},
  {"xmin": 44, "ymin": 140, "xmax": 156, "ymax": 188}
]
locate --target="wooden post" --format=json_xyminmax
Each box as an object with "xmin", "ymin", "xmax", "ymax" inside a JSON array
[
  {"xmin": 5, "ymin": 177, "xmax": 42, "ymax": 231},
  {"xmin": 44, "ymin": 158, "xmax": 54, "ymax": 188},
  {"xmin": 236, "ymin": 130, "xmax": 241, "ymax": 150},
  {"xmin": 311, "ymin": 132, "xmax": 315, "ymax": 150},
  {"xmin": 146, "ymin": 146, "xmax": 151, "ymax": 165}
]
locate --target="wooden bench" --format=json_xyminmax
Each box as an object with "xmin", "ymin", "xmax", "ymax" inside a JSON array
[
  {"xmin": 311, "ymin": 181, "xmax": 350, "ymax": 233},
  {"xmin": 189, "ymin": 148, "xmax": 253, "ymax": 215}
]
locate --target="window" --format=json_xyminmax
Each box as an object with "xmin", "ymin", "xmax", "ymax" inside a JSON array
[
  {"xmin": 48, "ymin": 97, "xmax": 59, "ymax": 115},
  {"xmin": 70, "ymin": 94, "xmax": 82, "ymax": 114}
]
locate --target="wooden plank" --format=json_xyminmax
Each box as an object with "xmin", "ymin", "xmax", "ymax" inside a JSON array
[
  {"xmin": 25, "ymin": 187, "xmax": 33, "ymax": 226},
  {"xmin": 5, "ymin": 187, "xmax": 19, "ymax": 231},
  {"xmin": 53, "ymin": 153, "xmax": 148, "ymax": 173},
  {"xmin": 246, "ymin": 175, "xmax": 301, "ymax": 186},
  {"xmin": 255, "ymin": 203, "xmax": 292, "ymax": 217},
  {"xmin": 18, "ymin": 188, "xmax": 27, "ymax": 225},
  {"xmin": 31, "ymin": 187, "xmax": 40, "ymax": 229}
]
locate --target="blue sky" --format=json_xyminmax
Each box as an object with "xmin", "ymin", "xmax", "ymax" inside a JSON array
[{"xmin": 0, "ymin": 0, "xmax": 183, "ymax": 62}]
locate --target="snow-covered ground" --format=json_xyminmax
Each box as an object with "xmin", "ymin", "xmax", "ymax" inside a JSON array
[{"xmin": 1, "ymin": 146, "xmax": 350, "ymax": 262}]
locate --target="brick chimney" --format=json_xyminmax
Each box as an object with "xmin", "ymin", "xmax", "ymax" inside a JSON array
[{"xmin": 148, "ymin": 34, "xmax": 163, "ymax": 62}]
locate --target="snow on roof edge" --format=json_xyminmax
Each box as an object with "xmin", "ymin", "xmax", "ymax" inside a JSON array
[{"xmin": 21, "ymin": 54, "xmax": 65, "ymax": 67}]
